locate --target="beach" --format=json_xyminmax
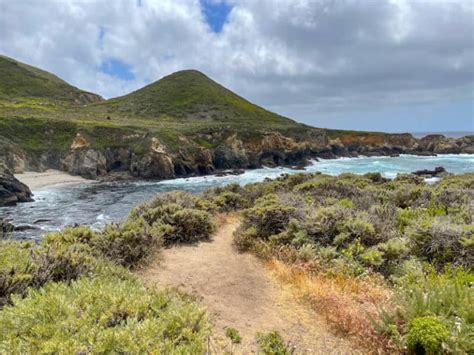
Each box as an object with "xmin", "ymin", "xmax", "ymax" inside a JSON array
[{"xmin": 15, "ymin": 170, "xmax": 93, "ymax": 190}]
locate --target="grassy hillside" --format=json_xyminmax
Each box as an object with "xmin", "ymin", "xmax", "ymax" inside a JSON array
[
  {"xmin": 0, "ymin": 55, "xmax": 102, "ymax": 105},
  {"xmin": 0, "ymin": 58, "xmax": 322, "ymax": 157}
]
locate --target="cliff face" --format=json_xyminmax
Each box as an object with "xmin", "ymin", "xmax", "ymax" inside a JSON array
[{"xmin": 0, "ymin": 129, "xmax": 472, "ymax": 182}]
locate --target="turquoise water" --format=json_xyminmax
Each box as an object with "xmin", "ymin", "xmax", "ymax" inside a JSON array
[{"xmin": 2, "ymin": 154, "xmax": 473, "ymax": 239}]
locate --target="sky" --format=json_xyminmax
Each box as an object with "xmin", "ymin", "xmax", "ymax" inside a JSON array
[{"xmin": 0, "ymin": 0, "xmax": 473, "ymax": 133}]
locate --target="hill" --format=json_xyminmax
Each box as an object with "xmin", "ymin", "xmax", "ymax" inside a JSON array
[
  {"xmin": 102, "ymin": 70, "xmax": 292, "ymax": 123},
  {"xmin": 0, "ymin": 55, "xmax": 102, "ymax": 105},
  {"xmin": 0, "ymin": 56, "xmax": 472, "ymax": 182}
]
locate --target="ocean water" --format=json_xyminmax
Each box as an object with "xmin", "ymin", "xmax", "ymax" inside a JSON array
[{"xmin": 1, "ymin": 154, "xmax": 473, "ymax": 239}]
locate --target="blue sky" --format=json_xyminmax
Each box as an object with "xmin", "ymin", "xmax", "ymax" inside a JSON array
[
  {"xmin": 1, "ymin": 0, "xmax": 472, "ymax": 134},
  {"xmin": 200, "ymin": 0, "xmax": 232, "ymax": 33}
]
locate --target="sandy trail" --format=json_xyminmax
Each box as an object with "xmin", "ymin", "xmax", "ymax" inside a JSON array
[
  {"xmin": 15, "ymin": 170, "xmax": 93, "ymax": 190},
  {"xmin": 140, "ymin": 215, "xmax": 356, "ymax": 354}
]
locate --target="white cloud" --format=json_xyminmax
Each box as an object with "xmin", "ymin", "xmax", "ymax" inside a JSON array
[{"xmin": 0, "ymin": 0, "xmax": 472, "ymax": 130}]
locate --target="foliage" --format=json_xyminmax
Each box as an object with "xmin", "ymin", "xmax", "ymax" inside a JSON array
[
  {"xmin": 130, "ymin": 192, "xmax": 215, "ymax": 246},
  {"xmin": 256, "ymin": 331, "xmax": 290, "ymax": 355},
  {"xmin": 0, "ymin": 274, "xmax": 209, "ymax": 353},
  {"xmin": 225, "ymin": 327, "xmax": 242, "ymax": 344},
  {"xmin": 406, "ymin": 316, "xmax": 449, "ymax": 354}
]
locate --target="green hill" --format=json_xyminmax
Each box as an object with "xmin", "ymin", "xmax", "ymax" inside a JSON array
[
  {"xmin": 0, "ymin": 55, "xmax": 102, "ymax": 105},
  {"xmin": 99, "ymin": 69, "xmax": 296, "ymax": 125}
]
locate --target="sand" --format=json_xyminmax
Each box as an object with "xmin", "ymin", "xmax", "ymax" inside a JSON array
[{"xmin": 14, "ymin": 170, "xmax": 93, "ymax": 190}]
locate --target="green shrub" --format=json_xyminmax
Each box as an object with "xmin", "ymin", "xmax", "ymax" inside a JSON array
[
  {"xmin": 0, "ymin": 240, "xmax": 97, "ymax": 307},
  {"xmin": 129, "ymin": 192, "xmax": 215, "ymax": 246},
  {"xmin": 405, "ymin": 216, "xmax": 473, "ymax": 268},
  {"xmin": 159, "ymin": 208, "xmax": 215, "ymax": 245},
  {"xmin": 379, "ymin": 267, "xmax": 474, "ymax": 353},
  {"xmin": 225, "ymin": 327, "xmax": 242, "ymax": 344},
  {"xmin": 213, "ymin": 191, "xmax": 246, "ymax": 211},
  {"xmin": 256, "ymin": 331, "xmax": 289, "ymax": 355},
  {"xmin": 406, "ymin": 316, "xmax": 449, "ymax": 354},
  {"xmin": 242, "ymin": 195, "xmax": 296, "ymax": 239},
  {"xmin": 233, "ymin": 227, "xmax": 258, "ymax": 252},
  {"xmin": 0, "ymin": 274, "xmax": 210, "ymax": 353},
  {"xmin": 98, "ymin": 218, "xmax": 162, "ymax": 267}
]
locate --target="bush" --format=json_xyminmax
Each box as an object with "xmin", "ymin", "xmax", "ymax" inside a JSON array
[
  {"xmin": 233, "ymin": 226, "xmax": 258, "ymax": 252},
  {"xmin": 0, "ymin": 239, "xmax": 97, "ymax": 307},
  {"xmin": 406, "ymin": 316, "xmax": 449, "ymax": 354},
  {"xmin": 405, "ymin": 216, "xmax": 473, "ymax": 268},
  {"xmin": 242, "ymin": 194, "xmax": 296, "ymax": 239},
  {"xmin": 98, "ymin": 218, "xmax": 162, "ymax": 267},
  {"xmin": 378, "ymin": 267, "xmax": 474, "ymax": 353},
  {"xmin": 0, "ymin": 274, "xmax": 210, "ymax": 353},
  {"xmin": 213, "ymin": 191, "xmax": 246, "ymax": 211},
  {"xmin": 129, "ymin": 192, "xmax": 215, "ymax": 246},
  {"xmin": 158, "ymin": 208, "xmax": 215, "ymax": 245},
  {"xmin": 225, "ymin": 327, "xmax": 242, "ymax": 344},
  {"xmin": 256, "ymin": 331, "xmax": 289, "ymax": 355}
]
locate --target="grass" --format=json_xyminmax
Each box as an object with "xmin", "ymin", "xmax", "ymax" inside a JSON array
[{"xmin": 0, "ymin": 55, "xmax": 102, "ymax": 104}]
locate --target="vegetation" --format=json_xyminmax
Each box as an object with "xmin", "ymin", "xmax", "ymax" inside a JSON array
[
  {"xmin": 0, "ymin": 191, "xmax": 215, "ymax": 352},
  {"xmin": 0, "ymin": 55, "xmax": 101, "ymax": 104},
  {"xmin": 0, "ymin": 273, "xmax": 209, "ymax": 353},
  {"xmin": 1, "ymin": 148, "xmax": 473, "ymax": 352},
  {"xmin": 256, "ymin": 331, "xmax": 291, "ymax": 355},
  {"xmin": 203, "ymin": 172, "xmax": 473, "ymax": 353}
]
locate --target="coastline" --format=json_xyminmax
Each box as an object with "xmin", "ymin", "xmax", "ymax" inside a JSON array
[{"xmin": 14, "ymin": 170, "xmax": 94, "ymax": 191}]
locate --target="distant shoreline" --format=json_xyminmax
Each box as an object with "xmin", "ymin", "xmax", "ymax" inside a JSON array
[
  {"xmin": 410, "ymin": 131, "xmax": 473, "ymax": 139},
  {"xmin": 15, "ymin": 170, "xmax": 93, "ymax": 191}
]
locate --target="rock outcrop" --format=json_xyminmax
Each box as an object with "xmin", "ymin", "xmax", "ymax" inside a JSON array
[
  {"xmin": 0, "ymin": 164, "xmax": 33, "ymax": 206},
  {"xmin": 418, "ymin": 135, "xmax": 474, "ymax": 154},
  {"xmin": 412, "ymin": 166, "xmax": 450, "ymax": 178}
]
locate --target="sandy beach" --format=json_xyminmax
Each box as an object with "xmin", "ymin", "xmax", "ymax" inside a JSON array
[{"xmin": 15, "ymin": 170, "xmax": 93, "ymax": 190}]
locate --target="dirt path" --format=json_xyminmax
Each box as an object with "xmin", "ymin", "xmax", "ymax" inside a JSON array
[{"xmin": 140, "ymin": 215, "xmax": 356, "ymax": 354}]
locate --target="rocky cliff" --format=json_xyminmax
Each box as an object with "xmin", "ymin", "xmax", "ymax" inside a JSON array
[
  {"xmin": 0, "ymin": 129, "xmax": 472, "ymax": 183},
  {"xmin": 0, "ymin": 164, "xmax": 33, "ymax": 206}
]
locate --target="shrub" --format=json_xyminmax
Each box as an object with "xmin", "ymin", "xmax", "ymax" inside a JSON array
[
  {"xmin": 159, "ymin": 208, "xmax": 215, "ymax": 245},
  {"xmin": 98, "ymin": 218, "xmax": 162, "ymax": 267},
  {"xmin": 256, "ymin": 331, "xmax": 289, "ymax": 355},
  {"xmin": 213, "ymin": 191, "xmax": 246, "ymax": 211},
  {"xmin": 225, "ymin": 327, "xmax": 242, "ymax": 344},
  {"xmin": 378, "ymin": 267, "xmax": 474, "ymax": 353},
  {"xmin": 242, "ymin": 195, "xmax": 296, "ymax": 239},
  {"xmin": 233, "ymin": 227, "xmax": 258, "ymax": 252},
  {"xmin": 406, "ymin": 316, "xmax": 449, "ymax": 354},
  {"xmin": 405, "ymin": 217, "xmax": 473, "ymax": 268},
  {"xmin": 297, "ymin": 244, "xmax": 318, "ymax": 262},
  {"xmin": 0, "ymin": 274, "xmax": 210, "ymax": 353},
  {"xmin": 0, "ymin": 240, "xmax": 97, "ymax": 307}
]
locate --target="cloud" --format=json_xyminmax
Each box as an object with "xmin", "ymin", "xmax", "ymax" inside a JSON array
[{"xmin": 0, "ymin": 0, "xmax": 472, "ymax": 131}]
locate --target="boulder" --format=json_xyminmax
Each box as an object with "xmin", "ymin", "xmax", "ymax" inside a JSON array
[
  {"xmin": 412, "ymin": 166, "xmax": 449, "ymax": 178},
  {"xmin": 0, "ymin": 164, "xmax": 33, "ymax": 206}
]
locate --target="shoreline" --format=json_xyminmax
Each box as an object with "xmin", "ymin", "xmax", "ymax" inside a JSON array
[{"xmin": 14, "ymin": 170, "xmax": 94, "ymax": 191}]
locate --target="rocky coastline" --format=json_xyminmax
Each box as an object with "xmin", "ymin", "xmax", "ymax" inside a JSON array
[{"xmin": 0, "ymin": 131, "xmax": 472, "ymax": 207}]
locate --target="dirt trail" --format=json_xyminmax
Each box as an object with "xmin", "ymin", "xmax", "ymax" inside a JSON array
[{"xmin": 140, "ymin": 215, "xmax": 356, "ymax": 354}]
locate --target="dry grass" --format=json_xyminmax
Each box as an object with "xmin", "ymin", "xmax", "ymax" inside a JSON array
[{"xmin": 265, "ymin": 259, "xmax": 398, "ymax": 353}]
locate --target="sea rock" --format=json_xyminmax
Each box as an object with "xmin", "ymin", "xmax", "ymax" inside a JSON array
[
  {"xmin": 412, "ymin": 166, "xmax": 449, "ymax": 178},
  {"xmin": 0, "ymin": 164, "xmax": 33, "ymax": 206}
]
